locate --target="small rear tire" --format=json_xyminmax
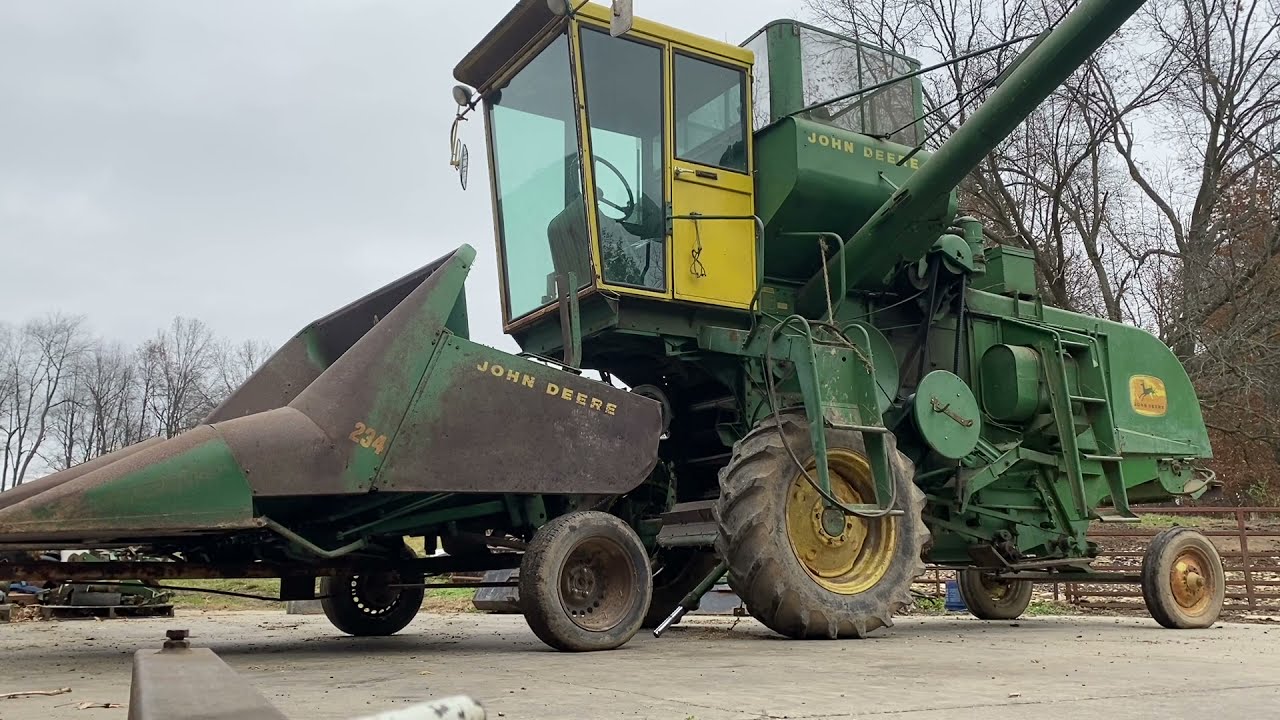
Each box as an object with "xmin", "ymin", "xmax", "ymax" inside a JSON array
[
  {"xmin": 519, "ymin": 511, "xmax": 652, "ymax": 652},
  {"xmin": 957, "ymin": 570, "xmax": 1033, "ymax": 620},
  {"xmin": 1141, "ymin": 527, "xmax": 1224, "ymax": 629},
  {"xmin": 321, "ymin": 547, "xmax": 424, "ymax": 637}
]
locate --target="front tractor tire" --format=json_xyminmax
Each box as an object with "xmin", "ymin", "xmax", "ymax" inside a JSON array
[
  {"xmin": 1141, "ymin": 527, "xmax": 1225, "ymax": 629},
  {"xmin": 519, "ymin": 511, "xmax": 652, "ymax": 652},
  {"xmin": 321, "ymin": 548, "xmax": 424, "ymax": 637},
  {"xmin": 958, "ymin": 570, "xmax": 1033, "ymax": 620},
  {"xmin": 715, "ymin": 413, "xmax": 930, "ymax": 639}
]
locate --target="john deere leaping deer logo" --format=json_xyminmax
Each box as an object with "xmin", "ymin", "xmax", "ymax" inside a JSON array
[{"xmin": 1129, "ymin": 375, "xmax": 1168, "ymax": 417}]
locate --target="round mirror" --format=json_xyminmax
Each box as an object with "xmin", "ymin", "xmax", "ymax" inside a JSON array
[
  {"xmin": 451, "ymin": 84, "xmax": 473, "ymax": 108},
  {"xmin": 546, "ymin": 0, "xmax": 570, "ymax": 15}
]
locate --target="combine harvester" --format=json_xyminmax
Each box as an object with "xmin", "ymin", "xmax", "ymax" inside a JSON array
[{"xmin": 0, "ymin": 0, "xmax": 1224, "ymax": 651}]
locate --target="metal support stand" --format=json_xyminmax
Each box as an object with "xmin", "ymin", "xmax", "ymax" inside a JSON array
[{"xmin": 652, "ymin": 560, "xmax": 728, "ymax": 638}]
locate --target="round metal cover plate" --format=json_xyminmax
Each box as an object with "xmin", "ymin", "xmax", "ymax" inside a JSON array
[
  {"xmin": 913, "ymin": 370, "xmax": 981, "ymax": 460},
  {"xmin": 846, "ymin": 321, "xmax": 899, "ymax": 414}
]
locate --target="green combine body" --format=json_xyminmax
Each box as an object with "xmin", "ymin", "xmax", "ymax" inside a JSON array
[
  {"xmin": 452, "ymin": 0, "xmax": 1220, "ymax": 635},
  {"xmin": 0, "ymin": 0, "xmax": 1226, "ymax": 650}
]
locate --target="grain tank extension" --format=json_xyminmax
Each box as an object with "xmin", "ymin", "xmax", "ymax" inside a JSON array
[{"xmin": 450, "ymin": 0, "xmax": 1223, "ymax": 635}]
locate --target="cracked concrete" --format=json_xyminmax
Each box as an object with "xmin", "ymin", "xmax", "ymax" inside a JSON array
[{"xmin": 1, "ymin": 611, "xmax": 1276, "ymax": 719}]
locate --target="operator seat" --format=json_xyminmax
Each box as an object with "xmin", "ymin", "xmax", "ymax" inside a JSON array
[{"xmin": 546, "ymin": 197, "xmax": 594, "ymax": 290}]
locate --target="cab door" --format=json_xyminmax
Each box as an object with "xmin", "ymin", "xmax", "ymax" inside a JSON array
[{"xmin": 668, "ymin": 47, "xmax": 756, "ymax": 309}]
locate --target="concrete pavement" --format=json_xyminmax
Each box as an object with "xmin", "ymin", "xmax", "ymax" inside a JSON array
[{"xmin": 1, "ymin": 611, "xmax": 1275, "ymax": 719}]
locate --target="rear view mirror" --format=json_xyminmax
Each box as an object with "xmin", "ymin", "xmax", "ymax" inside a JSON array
[
  {"xmin": 610, "ymin": 0, "xmax": 633, "ymax": 36},
  {"xmin": 455, "ymin": 141, "xmax": 470, "ymax": 190},
  {"xmin": 449, "ymin": 114, "xmax": 470, "ymax": 191}
]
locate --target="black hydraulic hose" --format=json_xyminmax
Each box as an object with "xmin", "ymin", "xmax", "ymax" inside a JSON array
[
  {"xmin": 953, "ymin": 275, "xmax": 969, "ymax": 376},
  {"xmin": 915, "ymin": 258, "xmax": 943, "ymax": 384}
]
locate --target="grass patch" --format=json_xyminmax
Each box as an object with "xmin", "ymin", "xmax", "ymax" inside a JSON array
[
  {"xmin": 1137, "ymin": 514, "xmax": 1214, "ymax": 529},
  {"xmin": 166, "ymin": 579, "xmax": 283, "ymax": 611},
  {"xmin": 912, "ymin": 596, "xmax": 946, "ymax": 614},
  {"xmin": 912, "ymin": 595, "xmax": 1079, "ymax": 617},
  {"xmin": 1025, "ymin": 600, "xmax": 1078, "ymax": 616},
  {"xmin": 404, "ymin": 535, "xmax": 431, "ymax": 556},
  {"xmin": 422, "ymin": 580, "xmax": 480, "ymax": 613}
]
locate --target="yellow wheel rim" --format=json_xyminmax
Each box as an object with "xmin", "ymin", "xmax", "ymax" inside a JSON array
[
  {"xmin": 1169, "ymin": 546, "xmax": 1214, "ymax": 616},
  {"xmin": 785, "ymin": 448, "xmax": 897, "ymax": 595}
]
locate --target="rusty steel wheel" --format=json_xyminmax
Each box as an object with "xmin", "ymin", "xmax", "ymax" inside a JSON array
[
  {"xmin": 519, "ymin": 511, "xmax": 651, "ymax": 652},
  {"xmin": 957, "ymin": 569, "xmax": 1033, "ymax": 620},
  {"xmin": 320, "ymin": 547, "xmax": 423, "ymax": 637},
  {"xmin": 1142, "ymin": 527, "xmax": 1225, "ymax": 629}
]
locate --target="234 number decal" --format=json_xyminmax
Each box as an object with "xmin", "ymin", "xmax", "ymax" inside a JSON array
[{"xmin": 348, "ymin": 422, "xmax": 389, "ymax": 456}]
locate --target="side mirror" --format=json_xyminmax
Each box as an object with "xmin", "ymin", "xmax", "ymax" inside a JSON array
[
  {"xmin": 449, "ymin": 113, "xmax": 470, "ymax": 191},
  {"xmin": 455, "ymin": 141, "xmax": 470, "ymax": 191},
  {"xmin": 610, "ymin": 0, "xmax": 633, "ymax": 37},
  {"xmin": 546, "ymin": 0, "xmax": 572, "ymax": 16}
]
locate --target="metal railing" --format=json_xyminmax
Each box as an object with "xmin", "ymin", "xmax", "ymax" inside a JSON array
[{"xmin": 914, "ymin": 507, "xmax": 1280, "ymax": 613}]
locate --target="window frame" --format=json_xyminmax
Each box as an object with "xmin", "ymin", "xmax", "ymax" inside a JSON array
[
  {"xmin": 672, "ymin": 50, "xmax": 751, "ymax": 176},
  {"xmin": 483, "ymin": 28, "xmax": 596, "ymax": 326},
  {"xmin": 576, "ymin": 24, "xmax": 671, "ymax": 294}
]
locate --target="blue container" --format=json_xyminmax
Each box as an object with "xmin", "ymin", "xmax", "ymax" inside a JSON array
[{"xmin": 944, "ymin": 580, "xmax": 967, "ymax": 612}]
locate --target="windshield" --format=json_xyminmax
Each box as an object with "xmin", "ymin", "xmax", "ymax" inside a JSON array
[
  {"xmin": 799, "ymin": 26, "xmax": 919, "ymax": 145},
  {"xmin": 487, "ymin": 33, "xmax": 590, "ymax": 320},
  {"xmin": 579, "ymin": 27, "xmax": 667, "ymax": 291},
  {"xmin": 744, "ymin": 24, "xmax": 920, "ymax": 145}
]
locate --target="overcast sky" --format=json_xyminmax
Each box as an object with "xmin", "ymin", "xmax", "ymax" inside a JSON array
[{"xmin": 0, "ymin": 1, "xmax": 796, "ymax": 353}]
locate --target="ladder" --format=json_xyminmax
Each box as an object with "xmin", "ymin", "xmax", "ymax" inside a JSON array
[{"xmin": 1036, "ymin": 331, "xmax": 1138, "ymax": 522}]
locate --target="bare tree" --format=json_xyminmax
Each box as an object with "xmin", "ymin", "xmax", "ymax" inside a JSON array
[
  {"xmin": 45, "ymin": 341, "xmax": 146, "ymax": 471},
  {"xmin": 0, "ymin": 314, "xmax": 89, "ymax": 488},
  {"xmin": 214, "ymin": 339, "xmax": 272, "ymax": 399},
  {"xmin": 143, "ymin": 317, "xmax": 220, "ymax": 439},
  {"xmin": 804, "ymin": 0, "xmax": 1161, "ymax": 322},
  {"xmin": 1101, "ymin": 0, "xmax": 1280, "ymax": 356},
  {"xmin": 0, "ymin": 314, "xmax": 275, "ymax": 483}
]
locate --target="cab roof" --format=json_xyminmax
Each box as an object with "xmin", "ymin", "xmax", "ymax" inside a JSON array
[{"xmin": 454, "ymin": 1, "xmax": 753, "ymax": 94}]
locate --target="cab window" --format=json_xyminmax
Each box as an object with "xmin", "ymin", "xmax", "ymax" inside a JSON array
[
  {"xmin": 674, "ymin": 54, "xmax": 748, "ymax": 173},
  {"xmin": 487, "ymin": 33, "xmax": 589, "ymax": 319},
  {"xmin": 579, "ymin": 28, "xmax": 667, "ymax": 291}
]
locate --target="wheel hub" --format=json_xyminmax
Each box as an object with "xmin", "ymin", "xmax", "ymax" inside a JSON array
[
  {"xmin": 566, "ymin": 564, "xmax": 599, "ymax": 600},
  {"xmin": 785, "ymin": 449, "xmax": 896, "ymax": 595},
  {"xmin": 349, "ymin": 572, "xmax": 403, "ymax": 616},
  {"xmin": 1170, "ymin": 550, "xmax": 1212, "ymax": 611},
  {"xmin": 559, "ymin": 537, "xmax": 630, "ymax": 632},
  {"xmin": 820, "ymin": 506, "xmax": 846, "ymax": 537},
  {"xmin": 979, "ymin": 574, "xmax": 1013, "ymax": 601}
]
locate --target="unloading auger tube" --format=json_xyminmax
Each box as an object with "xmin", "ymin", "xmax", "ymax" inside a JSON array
[{"xmin": 780, "ymin": 0, "xmax": 1153, "ymax": 522}]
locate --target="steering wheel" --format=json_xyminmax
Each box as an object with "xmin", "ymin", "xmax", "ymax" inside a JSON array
[{"xmin": 573, "ymin": 155, "xmax": 636, "ymax": 220}]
